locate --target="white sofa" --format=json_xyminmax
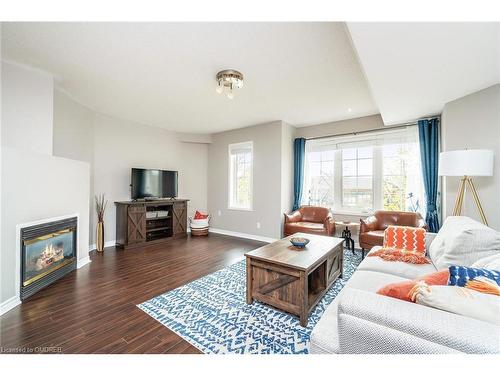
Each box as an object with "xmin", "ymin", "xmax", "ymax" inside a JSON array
[{"xmin": 310, "ymin": 218, "xmax": 500, "ymax": 354}]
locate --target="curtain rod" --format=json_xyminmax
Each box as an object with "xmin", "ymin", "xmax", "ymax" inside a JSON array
[{"xmin": 304, "ymin": 116, "xmax": 440, "ymax": 141}]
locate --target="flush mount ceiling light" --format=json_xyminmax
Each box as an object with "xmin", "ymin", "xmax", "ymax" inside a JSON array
[{"xmin": 215, "ymin": 69, "xmax": 244, "ymax": 99}]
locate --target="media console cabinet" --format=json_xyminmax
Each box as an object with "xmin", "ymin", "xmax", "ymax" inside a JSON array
[{"xmin": 115, "ymin": 199, "xmax": 189, "ymax": 249}]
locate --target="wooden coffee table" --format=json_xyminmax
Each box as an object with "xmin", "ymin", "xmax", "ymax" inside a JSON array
[{"xmin": 245, "ymin": 233, "xmax": 344, "ymax": 327}]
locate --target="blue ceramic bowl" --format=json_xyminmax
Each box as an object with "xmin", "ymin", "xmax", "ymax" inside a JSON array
[{"xmin": 290, "ymin": 237, "xmax": 310, "ymax": 248}]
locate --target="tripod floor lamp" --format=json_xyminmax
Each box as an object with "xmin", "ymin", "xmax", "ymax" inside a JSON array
[{"xmin": 439, "ymin": 149, "xmax": 494, "ymax": 226}]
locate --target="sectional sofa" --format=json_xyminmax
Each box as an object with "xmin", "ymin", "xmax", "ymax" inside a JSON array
[{"xmin": 310, "ymin": 216, "xmax": 500, "ymax": 354}]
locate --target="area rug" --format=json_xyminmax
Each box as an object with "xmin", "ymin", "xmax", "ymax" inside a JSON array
[{"xmin": 137, "ymin": 249, "xmax": 362, "ymax": 354}]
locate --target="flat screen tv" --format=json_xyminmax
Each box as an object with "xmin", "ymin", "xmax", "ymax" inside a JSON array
[{"xmin": 131, "ymin": 168, "xmax": 178, "ymax": 200}]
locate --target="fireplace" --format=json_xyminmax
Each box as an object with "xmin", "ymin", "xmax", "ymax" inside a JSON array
[{"xmin": 20, "ymin": 217, "xmax": 77, "ymax": 300}]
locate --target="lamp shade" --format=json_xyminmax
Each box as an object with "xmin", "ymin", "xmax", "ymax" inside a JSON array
[{"xmin": 439, "ymin": 149, "xmax": 494, "ymax": 177}]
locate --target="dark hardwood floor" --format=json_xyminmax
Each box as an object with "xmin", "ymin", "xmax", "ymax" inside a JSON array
[{"xmin": 0, "ymin": 233, "xmax": 265, "ymax": 354}]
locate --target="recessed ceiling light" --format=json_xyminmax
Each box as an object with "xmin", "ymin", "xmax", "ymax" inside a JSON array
[{"xmin": 347, "ymin": 108, "xmax": 352, "ymax": 113}]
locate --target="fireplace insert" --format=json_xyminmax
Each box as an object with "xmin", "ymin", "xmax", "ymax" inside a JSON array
[{"xmin": 20, "ymin": 217, "xmax": 77, "ymax": 300}]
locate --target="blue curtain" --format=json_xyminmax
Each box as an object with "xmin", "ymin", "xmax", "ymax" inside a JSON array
[
  {"xmin": 292, "ymin": 138, "xmax": 306, "ymax": 211},
  {"xmin": 418, "ymin": 118, "xmax": 440, "ymax": 232}
]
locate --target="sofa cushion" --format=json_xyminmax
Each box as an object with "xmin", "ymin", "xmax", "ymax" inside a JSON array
[
  {"xmin": 358, "ymin": 246, "xmax": 437, "ymax": 279},
  {"xmin": 413, "ymin": 285, "xmax": 500, "ymax": 325},
  {"xmin": 310, "ymin": 270, "xmax": 408, "ymax": 354},
  {"xmin": 343, "ymin": 269, "xmax": 409, "ymax": 292},
  {"xmin": 428, "ymin": 216, "xmax": 500, "ymax": 270},
  {"xmin": 309, "ymin": 290, "xmax": 343, "ymax": 354}
]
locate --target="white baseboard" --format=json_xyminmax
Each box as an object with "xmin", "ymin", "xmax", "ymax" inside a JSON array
[
  {"xmin": 0, "ymin": 295, "xmax": 21, "ymax": 316},
  {"xmin": 77, "ymin": 256, "xmax": 92, "ymax": 269},
  {"xmin": 209, "ymin": 228, "xmax": 277, "ymax": 243},
  {"xmin": 89, "ymin": 240, "xmax": 116, "ymax": 252}
]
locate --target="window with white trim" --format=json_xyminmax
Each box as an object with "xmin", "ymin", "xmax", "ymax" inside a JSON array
[
  {"xmin": 228, "ymin": 141, "xmax": 253, "ymax": 210},
  {"xmin": 302, "ymin": 126, "xmax": 425, "ymax": 216}
]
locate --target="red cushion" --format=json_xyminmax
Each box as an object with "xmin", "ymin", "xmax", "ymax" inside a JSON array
[
  {"xmin": 377, "ymin": 270, "xmax": 449, "ymax": 302},
  {"xmin": 194, "ymin": 211, "xmax": 209, "ymax": 220}
]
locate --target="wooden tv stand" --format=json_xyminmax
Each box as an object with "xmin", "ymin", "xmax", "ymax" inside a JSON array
[{"xmin": 115, "ymin": 199, "xmax": 189, "ymax": 249}]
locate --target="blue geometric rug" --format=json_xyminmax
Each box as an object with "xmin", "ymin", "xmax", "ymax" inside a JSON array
[{"xmin": 137, "ymin": 248, "xmax": 361, "ymax": 354}]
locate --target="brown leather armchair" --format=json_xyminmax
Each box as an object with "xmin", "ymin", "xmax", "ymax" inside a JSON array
[
  {"xmin": 284, "ymin": 206, "xmax": 335, "ymax": 237},
  {"xmin": 359, "ymin": 210, "xmax": 428, "ymax": 258}
]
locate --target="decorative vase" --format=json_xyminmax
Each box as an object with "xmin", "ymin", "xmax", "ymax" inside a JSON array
[{"xmin": 96, "ymin": 221, "xmax": 105, "ymax": 253}]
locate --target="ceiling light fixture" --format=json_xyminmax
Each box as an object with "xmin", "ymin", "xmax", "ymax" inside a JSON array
[{"xmin": 216, "ymin": 70, "xmax": 244, "ymax": 100}]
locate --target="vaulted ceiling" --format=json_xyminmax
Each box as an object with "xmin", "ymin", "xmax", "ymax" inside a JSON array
[
  {"xmin": 3, "ymin": 22, "xmax": 499, "ymax": 133},
  {"xmin": 347, "ymin": 22, "xmax": 500, "ymax": 125},
  {"xmin": 2, "ymin": 22, "xmax": 378, "ymax": 133}
]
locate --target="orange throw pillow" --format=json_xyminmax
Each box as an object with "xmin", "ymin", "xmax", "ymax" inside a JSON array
[
  {"xmin": 383, "ymin": 225, "xmax": 427, "ymax": 255},
  {"xmin": 377, "ymin": 270, "xmax": 450, "ymax": 302}
]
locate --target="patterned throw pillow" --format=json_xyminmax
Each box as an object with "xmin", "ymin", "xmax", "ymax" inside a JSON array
[
  {"xmin": 369, "ymin": 225, "xmax": 428, "ymax": 264},
  {"xmin": 383, "ymin": 225, "xmax": 427, "ymax": 255},
  {"xmin": 448, "ymin": 266, "xmax": 500, "ymax": 297},
  {"xmin": 448, "ymin": 266, "xmax": 500, "ymax": 287}
]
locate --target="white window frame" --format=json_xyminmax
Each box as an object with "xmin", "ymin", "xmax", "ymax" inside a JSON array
[
  {"xmin": 340, "ymin": 146, "xmax": 375, "ymax": 213},
  {"xmin": 228, "ymin": 141, "xmax": 253, "ymax": 211},
  {"xmin": 302, "ymin": 126, "xmax": 424, "ymax": 216}
]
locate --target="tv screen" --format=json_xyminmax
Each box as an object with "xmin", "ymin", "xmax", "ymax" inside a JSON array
[{"xmin": 131, "ymin": 168, "xmax": 178, "ymax": 199}]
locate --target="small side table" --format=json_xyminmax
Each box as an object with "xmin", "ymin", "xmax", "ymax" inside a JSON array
[{"xmin": 335, "ymin": 221, "xmax": 360, "ymax": 256}]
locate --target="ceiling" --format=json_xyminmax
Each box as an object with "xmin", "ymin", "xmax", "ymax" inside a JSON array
[
  {"xmin": 347, "ymin": 22, "xmax": 500, "ymax": 125},
  {"xmin": 2, "ymin": 22, "xmax": 378, "ymax": 133}
]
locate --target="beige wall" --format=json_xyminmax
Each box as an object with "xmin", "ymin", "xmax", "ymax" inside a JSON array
[
  {"xmin": 441, "ymin": 84, "xmax": 500, "ymax": 230},
  {"xmin": 208, "ymin": 121, "xmax": 287, "ymax": 239}
]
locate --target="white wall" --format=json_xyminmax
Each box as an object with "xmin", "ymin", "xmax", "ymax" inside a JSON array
[
  {"xmin": 93, "ymin": 113, "xmax": 208, "ymax": 243},
  {"xmin": 53, "ymin": 89, "xmax": 95, "ymax": 241},
  {"xmin": 1, "ymin": 61, "xmax": 54, "ymax": 155},
  {"xmin": 280, "ymin": 121, "xmax": 295, "ymax": 227},
  {"xmin": 52, "ymin": 92, "xmax": 209, "ymax": 245},
  {"xmin": 1, "ymin": 148, "xmax": 90, "ymax": 305},
  {"xmin": 441, "ymin": 84, "xmax": 500, "ymax": 230},
  {"xmin": 294, "ymin": 114, "xmax": 385, "ymax": 139},
  {"xmin": 1, "ymin": 62, "xmax": 91, "ymax": 307}
]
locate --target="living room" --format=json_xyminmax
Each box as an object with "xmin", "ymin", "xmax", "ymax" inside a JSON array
[{"xmin": 1, "ymin": 1, "xmax": 499, "ymax": 372}]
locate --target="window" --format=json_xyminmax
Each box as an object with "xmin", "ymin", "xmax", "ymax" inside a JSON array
[
  {"xmin": 306, "ymin": 150, "xmax": 335, "ymax": 207},
  {"xmin": 303, "ymin": 126, "xmax": 425, "ymax": 216},
  {"xmin": 228, "ymin": 141, "xmax": 253, "ymax": 210},
  {"xmin": 342, "ymin": 147, "xmax": 373, "ymax": 211}
]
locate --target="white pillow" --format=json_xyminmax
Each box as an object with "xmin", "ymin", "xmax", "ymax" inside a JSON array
[
  {"xmin": 428, "ymin": 216, "xmax": 500, "ymax": 270},
  {"xmin": 472, "ymin": 253, "xmax": 500, "ymax": 271},
  {"xmin": 413, "ymin": 284, "xmax": 500, "ymax": 325}
]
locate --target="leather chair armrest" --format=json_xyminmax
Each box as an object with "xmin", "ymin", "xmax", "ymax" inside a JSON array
[
  {"xmin": 324, "ymin": 214, "xmax": 335, "ymax": 236},
  {"xmin": 360, "ymin": 215, "xmax": 378, "ymax": 233},
  {"xmin": 416, "ymin": 217, "xmax": 429, "ymax": 230},
  {"xmin": 284, "ymin": 210, "xmax": 302, "ymax": 223}
]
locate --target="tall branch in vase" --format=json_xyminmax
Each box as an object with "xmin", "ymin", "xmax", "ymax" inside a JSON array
[{"xmin": 95, "ymin": 194, "xmax": 107, "ymax": 253}]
